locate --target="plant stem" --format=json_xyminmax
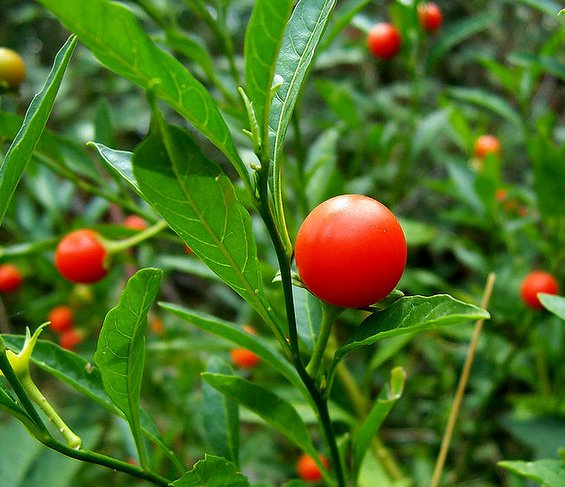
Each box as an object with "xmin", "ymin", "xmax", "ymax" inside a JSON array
[
  {"xmin": 430, "ymin": 272, "xmax": 496, "ymax": 487},
  {"xmin": 307, "ymin": 304, "xmax": 341, "ymax": 378},
  {"xmin": 105, "ymin": 220, "xmax": 169, "ymax": 254}
]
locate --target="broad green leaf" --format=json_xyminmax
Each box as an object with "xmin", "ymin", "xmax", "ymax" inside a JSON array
[
  {"xmin": 448, "ymin": 87, "xmax": 522, "ymax": 127},
  {"xmin": 244, "ymin": 0, "xmax": 295, "ymax": 132},
  {"xmin": 171, "ymin": 454, "xmax": 249, "ymax": 487},
  {"xmin": 0, "ymin": 35, "xmax": 77, "ymax": 225},
  {"xmin": 427, "ymin": 14, "xmax": 496, "ymax": 69},
  {"xmin": 2, "ymin": 335, "xmax": 184, "ymax": 473},
  {"xmin": 293, "ymin": 285, "xmax": 323, "ymax": 352},
  {"xmin": 269, "ymin": 0, "xmax": 338, "ymax": 246},
  {"xmin": 133, "ymin": 126, "xmax": 278, "ymax": 333},
  {"xmin": 539, "ymin": 294, "xmax": 565, "ymax": 320},
  {"xmin": 94, "ymin": 268, "xmax": 163, "ymax": 467},
  {"xmin": 202, "ymin": 374, "xmax": 321, "ymax": 467},
  {"xmin": 333, "ymin": 295, "xmax": 489, "ymax": 364},
  {"xmin": 305, "ymin": 128, "xmax": 340, "ymax": 209},
  {"xmin": 498, "ymin": 459, "xmax": 565, "ymax": 487},
  {"xmin": 202, "ymin": 358, "xmax": 240, "ymax": 466},
  {"xmin": 353, "ymin": 367, "xmax": 405, "ymax": 479},
  {"xmin": 159, "ymin": 303, "xmax": 304, "ymax": 396},
  {"xmin": 38, "ymin": 0, "xmax": 250, "ymax": 189},
  {"xmin": 88, "ymin": 143, "xmax": 140, "ymax": 195}
]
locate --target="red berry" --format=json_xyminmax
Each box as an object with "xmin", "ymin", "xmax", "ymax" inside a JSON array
[
  {"xmin": 59, "ymin": 328, "xmax": 83, "ymax": 351},
  {"xmin": 474, "ymin": 135, "xmax": 501, "ymax": 159},
  {"xmin": 0, "ymin": 263, "xmax": 23, "ymax": 293},
  {"xmin": 48, "ymin": 305, "xmax": 74, "ymax": 333},
  {"xmin": 295, "ymin": 195, "xmax": 407, "ymax": 309},
  {"xmin": 418, "ymin": 2, "xmax": 443, "ymax": 32},
  {"xmin": 520, "ymin": 271, "xmax": 559, "ymax": 310},
  {"xmin": 230, "ymin": 348, "xmax": 261, "ymax": 368},
  {"xmin": 55, "ymin": 229, "xmax": 108, "ymax": 284},
  {"xmin": 123, "ymin": 215, "xmax": 148, "ymax": 231},
  {"xmin": 297, "ymin": 453, "xmax": 329, "ymax": 482},
  {"xmin": 366, "ymin": 23, "xmax": 402, "ymax": 60}
]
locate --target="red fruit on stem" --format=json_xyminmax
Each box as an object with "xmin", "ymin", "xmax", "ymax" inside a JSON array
[
  {"xmin": 48, "ymin": 305, "xmax": 74, "ymax": 333},
  {"xmin": 123, "ymin": 215, "xmax": 148, "ymax": 231},
  {"xmin": 0, "ymin": 263, "xmax": 23, "ymax": 293},
  {"xmin": 55, "ymin": 229, "xmax": 108, "ymax": 284},
  {"xmin": 418, "ymin": 2, "xmax": 443, "ymax": 32},
  {"xmin": 474, "ymin": 134, "xmax": 501, "ymax": 159},
  {"xmin": 297, "ymin": 453, "xmax": 329, "ymax": 482},
  {"xmin": 366, "ymin": 23, "xmax": 402, "ymax": 60},
  {"xmin": 520, "ymin": 271, "xmax": 559, "ymax": 309},
  {"xmin": 59, "ymin": 328, "xmax": 83, "ymax": 351}
]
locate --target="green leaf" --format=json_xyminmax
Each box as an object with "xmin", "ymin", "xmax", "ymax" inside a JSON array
[
  {"xmin": 293, "ymin": 286, "xmax": 323, "ymax": 352},
  {"xmin": 0, "ymin": 35, "xmax": 77, "ymax": 225},
  {"xmin": 201, "ymin": 373, "xmax": 318, "ymax": 458},
  {"xmin": 268, "ymin": 0, "xmax": 338, "ymax": 245},
  {"xmin": 94, "ymin": 268, "xmax": 163, "ymax": 468},
  {"xmin": 497, "ymin": 459, "xmax": 565, "ymax": 487},
  {"xmin": 88, "ymin": 143, "xmax": 140, "ymax": 195},
  {"xmin": 321, "ymin": 0, "xmax": 372, "ymax": 49},
  {"xmin": 333, "ymin": 295, "xmax": 489, "ymax": 364},
  {"xmin": 202, "ymin": 358, "xmax": 240, "ymax": 466},
  {"xmin": 38, "ymin": 0, "xmax": 250, "ymax": 189},
  {"xmin": 244, "ymin": 0, "xmax": 295, "ymax": 133},
  {"xmin": 171, "ymin": 454, "xmax": 249, "ymax": 487},
  {"xmin": 305, "ymin": 128, "xmax": 340, "ymax": 209},
  {"xmin": 514, "ymin": 0, "xmax": 563, "ymax": 17},
  {"xmin": 2, "ymin": 334, "xmax": 185, "ymax": 473},
  {"xmin": 427, "ymin": 14, "xmax": 497, "ymax": 69},
  {"xmin": 409, "ymin": 109, "xmax": 451, "ymax": 160},
  {"xmin": 353, "ymin": 367, "xmax": 405, "ymax": 479},
  {"xmin": 0, "ymin": 380, "xmax": 34, "ymax": 428},
  {"xmin": 539, "ymin": 294, "xmax": 565, "ymax": 320},
  {"xmin": 133, "ymin": 126, "xmax": 278, "ymax": 333},
  {"xmin": 159, "ymin": 303, "xmax": 304, "ymax": 395}
]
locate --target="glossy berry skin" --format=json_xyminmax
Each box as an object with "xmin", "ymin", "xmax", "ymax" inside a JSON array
[
  {"xmin": 366, "ymin": 23, "xmax": 402, "ymax": 60},
  {"xmin": 0, "ymin": 47, "xmax": 26, "ymax": 89},
  {"xmin": 123, "ymin": 215, "xmax": 148, "ymax": 231},
  {"xmin": 0, "ymin": 263, "xmax": 23, "ymax": 293},
  {"xmin": 295, "ymin": 195, "xmax": 407, "ymax": 309},
  {"xmin": 230, "ymin": 348, "xmax": 261, "ymax": 368},
  {"xmin": 474, "ymin": 134, "xmax": 501, "ymax": 158},
  {"xmin": 297, "ymin": 453, "xmax": 329, "ymax": 482},
  {"xmin": 418, "ymin": 3, "xmax": 443, "ymax": 32},
  {"xmin": 48, "ymin": 305, "xmax": 74, "ymax": 333},
  {"xmin": 520, "ymin": 271, "xmax": 559, "ymax": 310},
  {"xmin": 59, "ymin": 328, "xmax": 83, "ymax": 351},
  {"xmin": 55, "ymin": 229, "xmax": 108, "ymax": 284}
]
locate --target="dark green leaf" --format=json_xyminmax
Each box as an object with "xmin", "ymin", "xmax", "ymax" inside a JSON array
[
  {"xmin": 244, "ymin": 0, "xmax": 295, "ymax": 132},
  {"xmin": 38, "ymin": 0, "xmax": 250, "ymax": 188},
  {"xmin": 201, "ymin": 373, "xmax": 318, "ymax": 458},
  {"xmin": 334, "ymin": 295, "xmax": 489, "ymax": 364},
  {"xmin": 427, "ymin": 14, "xmax": 497, "ymax": 69},
  {"xmin": 171, "ymin": 454, "xmax": 249, "ymax": 487},
  {"xmin": 497, "ymin": 459, "xmax": 565, "ymax": 487},
  {"xmin": 94, "ymin": 268, "xmax": 163, "ymax": 466},
  {"xmin": 539, "ymin": 294, "xmax": 565, "ymax": 320},
  {"xmin": 133, "ymin": 127, "xmax": 278, "ymax": 331},
  {"xmin": 202, "ymin": 358, "xmax": 240, "ymax": 466},
  {"xmin": 0, "ymin": 35, "xmax": 77, "ymax": 224}
]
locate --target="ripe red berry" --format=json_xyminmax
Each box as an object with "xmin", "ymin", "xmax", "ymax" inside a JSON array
[
  {"xmin": 520, "ymin": 271, "xmax": 559, "ymax": 310},
  {"xmin": 48, "ymin": 305, "xmax": 74, "ymax": 333},
  {"xmin": 0, "ymin": 263, "xmax": 23, "ymax": 293},
  {"xmin": 59, "ymin": 328, "xmax": 84, "ymax": 351},
  {"xmin": 295, "ymin": 195, "xmax": 407, "ymax": 309},
  {"xmin": 474, "ymin": 134, "xmax": 501, "ymax": 159},
  {"xmin": 366, "ymin": 23, "xmax": 402, "ymax": 60},
  {"xmin": 230, "ymin": 348, "xmax": 261, "ymax": 368},
  {"xmin": 297, "ymin": 453, "xmax": 329, "ymax": 482},
  {"xmin": 123, "ymin": 215, "xmax": 148, "ymax": 231},
  {"xmin": 55, "ymin": 229, "xmax": 108, "ymax": 284},
  {"xmin": 418, "ymin": 2, "xmax": 443, "ymax": 32}
]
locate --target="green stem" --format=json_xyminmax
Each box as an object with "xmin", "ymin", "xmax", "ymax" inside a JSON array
[
  {"xmin": 306, "ymin": 304, "xmax": 341, "ymax": 378},
  {"xmin": 105, "ymin": 220, "xmax": 169, "ymax": 254}
]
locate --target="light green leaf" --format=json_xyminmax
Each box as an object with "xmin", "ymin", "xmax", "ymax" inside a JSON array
[
  {"xmin": 88, "ymin": 143, "xmax": 140, "ymax": 195},
  {"xmin": 269, "ymin": 0, "xmax": 338, "ymax": 246},
  {"xmin": 38, "ymin": 0, "xmax": 250, "ymax": 189},
  {"xmin": 497, "ymin": 459, "xmax": 565, "ymax": 487},
  {"xmin": 159, "ymin": 303, "xmax": 304, "ymax": 395},
  {"xmin": 0, "ymin": 35, "xmax": 77, "ymax": 225},
  {"xmin": 515, "ymin": 0, "xmax": 563, "ymax": 17},
  {"xmin": 409, "ymin": 109, "xmax": 451, "ymax": 159},
  {"xmin": 333, "ymin": 295, "xmax": 489, "ymax": 364},
  {"xmin": 244, "ymin": 0, "xmax": 295, "ymax": 133},
  {"xmin": 353, "ymin": 367, "xmax": 405, "ymax": 479},
  {"xmin": 539, "ymin": 294, "xmax": 565, "ymax": 320},
  {"xmin": 293, "ymin": 285, "xmax": 323, "ymax": 352},
  {"xmin": 171, "ymin": 454, "xmax": 249, "ymax": 487},
  {"xmin": 133, "ymin": 126, "xmax": 279, "ymax": 333},
  {"xmin": 448, "ymin": 87, "xmax": 522, "ymax": 127},
  {"xmin": 201, "ymin": 373, "xmax": 318, "ymax": 458},
  {"xmin": 202, "ymin": 358, "xmax": 240, "ymax": 466},
  {"xmin": 305, "ymin": 128, "xmax": 340, "ymax": 209},
  {"xmin": 94, "ymin": 268, "xmax": 163, "ymax": 467}
]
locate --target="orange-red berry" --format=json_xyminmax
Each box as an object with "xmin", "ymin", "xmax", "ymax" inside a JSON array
[
  {"xmin": 520, "ymin": 271, "xmax": 559, "ymax": 309},
  {"xmin": 48, "ymin": 305, "xmax": 74, "ymax": 333},
  {"xmin": 297, "ymin": 453, "xmax": 329, "ymax": 482},
  {"xmin": 0, "ymin": 263, "xmax": 23, "ymax": 293}
]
